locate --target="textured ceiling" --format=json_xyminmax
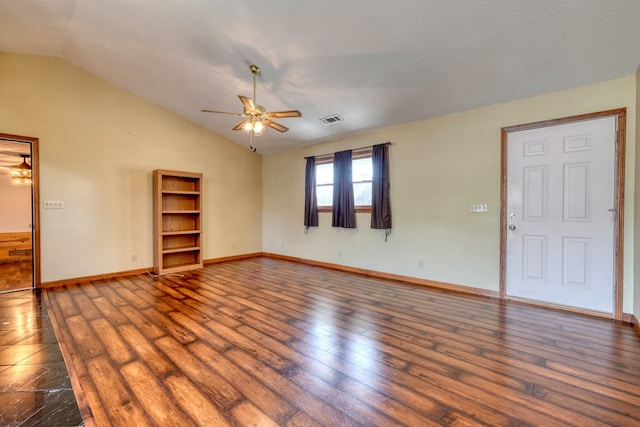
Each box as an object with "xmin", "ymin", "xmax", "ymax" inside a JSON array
[{"xmin": 1, "ymin": 0, "xmax": 640, "ymax": 153}]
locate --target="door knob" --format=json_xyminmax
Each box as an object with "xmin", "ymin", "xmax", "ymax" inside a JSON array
[{"xmin": 508, "ymin": 224, "xmax": 516, "ymax": 230}]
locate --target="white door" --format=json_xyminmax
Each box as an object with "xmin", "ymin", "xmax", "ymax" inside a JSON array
[{"xmin": 505, "ymin": 116, "xmax": 617, "ymax": 313}]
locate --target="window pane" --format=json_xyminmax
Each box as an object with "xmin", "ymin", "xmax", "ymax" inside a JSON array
[
  {"xmin": 354, "ymin": 182, "xmax": 372, "ymax": 206},
  {"xmin": 316, "ymin": 163, "xmax": 333, "ymax": 185},
  {"xmin": 315, "ymin": 155, "xmax": 372, "ymax": 208},
  {"xmin": 352, "ymin": 157, "xmax": 372, "ymax": 181},
  {"xmin": 317, "ymin": 185, "xmax": 333, "ymax": 206}
]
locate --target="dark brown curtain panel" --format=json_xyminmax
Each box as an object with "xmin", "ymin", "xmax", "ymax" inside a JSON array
[
  {"xmin": 304, "ymin": 156, "xmax": 319, "ymax": 229},
  {"xmin": 371, "ymin": 143, "xmax": 392, "ymax": 238},
  {"xmin": 332, "ymin": 150, "xmax": 356, "ymax": 228}
]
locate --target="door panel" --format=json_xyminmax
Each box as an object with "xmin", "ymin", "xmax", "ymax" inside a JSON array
[
  {"xmin": 523, "ymin": 166, "xmax": 547, "ymax": 220},
  {"xmin": 563, "ymin": 237, "xmax": 589, "ymax": 285},
  {"xmin": 523, "ymin": 235, "xmax": 546, "ymax": 280},
  {"xmin": 564, "ymin": 163, "xmax": 589, "ymax": 221},
  {"xmin": 506, "ymin": 116, "xmax": 616, "ymax": 313}
]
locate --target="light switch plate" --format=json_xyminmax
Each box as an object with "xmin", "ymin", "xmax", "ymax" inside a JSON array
[
  {"xmin": 470, "ymin": 203, "xmax": 488, "ymax": 213},
  {"xmin": 44, "ymin": 201, "xmax": 64, "ymax": 209}
]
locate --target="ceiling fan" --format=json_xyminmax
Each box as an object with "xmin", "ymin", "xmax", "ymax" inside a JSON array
[{"xmin": 201, "ymin": 64, "xmax": 301, "ymax": 136}]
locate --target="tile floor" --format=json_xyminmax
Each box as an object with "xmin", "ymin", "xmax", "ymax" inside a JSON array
[{"xmin": 0, "ymin": 289, "xmax": 83, "ymax": 426}]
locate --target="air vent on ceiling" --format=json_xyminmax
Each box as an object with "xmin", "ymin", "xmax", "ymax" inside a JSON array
[{"xmin": 320, "ymin": 114, "xmax": 343, "ymax": 125}]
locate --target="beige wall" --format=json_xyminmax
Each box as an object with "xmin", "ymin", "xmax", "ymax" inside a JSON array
[
  {"xmin": 263, "ymin": 76, "xmax": 637, "ymax": 313},
  {"xmin": 0, "ymin": 52, "xmax": 262, "ymax": 282}
]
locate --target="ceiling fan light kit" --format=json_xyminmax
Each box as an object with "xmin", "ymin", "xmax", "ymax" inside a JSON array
[
  {"xmin": 243, "ymin": 119, "xmax": 265, "ymax": 136},
  {"xmin": 201, "ymin": 64, "xmax": 301, "ymax": 140}
]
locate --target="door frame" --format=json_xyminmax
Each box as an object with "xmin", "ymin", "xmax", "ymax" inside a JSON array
[
  {"xmin": 499, "ymin": 108, "xmax": 626, "ymax": 320},
  {"xmin": 0, "ymin": 132, "xmax": 40, "ymax": 288}
]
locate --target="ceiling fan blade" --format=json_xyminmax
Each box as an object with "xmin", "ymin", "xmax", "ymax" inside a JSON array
[
  {"xmin": 201, "ymin": 109, "xmax": 242, "ymax": 116},
  {"xmin": 267, "ymin": 110, "xmax": 302, "ymax": 118},
  {"xmin": 264, "ymin": 119, "xmax": 289, "ymax": 133},
  {"xmin": 238, "ymin": 95, "xmax": 255, "ymax": 112},
  {"xmin": 232, "ymin": 120, "xmax": 250, "ymax": 131}
]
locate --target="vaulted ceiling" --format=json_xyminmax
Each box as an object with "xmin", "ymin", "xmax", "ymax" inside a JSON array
[{"xmin": 1, "ymin": 1, "xmax": 640, "ymax": 153}]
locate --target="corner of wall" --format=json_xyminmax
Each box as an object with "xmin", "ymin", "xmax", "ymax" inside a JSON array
[{"xmin": 634, "ymin": 62, "xmax": 640, "ymax": 320}]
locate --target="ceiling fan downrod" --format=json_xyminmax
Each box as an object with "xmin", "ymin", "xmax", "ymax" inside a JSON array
[{"xmin": 249, "ymin": 64, "xmax": 260, "ymax": 106}]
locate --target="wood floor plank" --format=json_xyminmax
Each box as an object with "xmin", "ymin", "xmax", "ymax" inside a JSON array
[
  {"xmin": 467, "ymin": 343, "xmax": 640, "ymax": 408},
  {"xmin": 118, "ymin": 323, "xmax": 175, "ymax": 377},
  {"xmin": 189, "ymin": 341, "xmax": 298, "ymax": 424},
  {"xmin": 202, "ymin": 319, "xmax": 294, "ymax": 372},
  {"xmin": 65, "ymin": 314, "xmax": 105, "ymax": 360},
  {"xmin": 281, "ymin": 411, "xmax": 324, "ymax": 427},
  {"xmin": 86, "ymin": 356, "xmax": 152, "ymax": 426},
  {"xmin": 52, "ymin": 288, "xmax": 80, "ymax": 318},
  {"xmin": 44, "ymin": 257, "xmax": 640, "ymax": 426},
  {"xmin": 118, "ymin": 305, "xmax": 166, "ymax": 340},
  {"xmin": 286, "ymin": 335, "xmax": 518, "ymax": 426},
  {"xmin": 225, "ymin": 348, "xmax": 361, "ymax": 427},
  {"xmin": 69, "ymin": 290, "xmax": 102, "ymax": 321},
  {"xmin": 141, "ymin": 306, "xmax": 197, "ymax": 345},
  {"xmin": 532, "ymin": 384, "xmax": 640, "ymax": 426},
  {"xmin": 92, "ymin": 296, "xmax": 129, "ymax": 326},
  {"xmin": 154, "ymin": 335, "xmax": 243, "ymax": 409},
  {"xmin": 163, "ymin": 373, "xmax": 233, "ymax": 427},
  {"xmin": 167, "ymin": 310, "xmax": 230, "ymax": 351},
  {"xmin": 183, "ymin": 297, "xmax": 243, "ymax": 329},
  {"xmin": 229, "ymin": 400, "xmax": 281, "ymax": 427},
  {"xmin": 336, "ymin": 376, "xmax": 442, "ymax": 426},
  {"xmin": 120, "ymin": 360, "xmax": 191, "ymax": 426},
  {"xmin": 90, "ymin": 318, "xmax": 134, "ymax": 365},
  {"xmin": 108, "ymin": 277, "xmax": 149, "ymax": 308},
  {"xmin": 544, "ymin": 358, "xmax": 640, "ymax": 394}
]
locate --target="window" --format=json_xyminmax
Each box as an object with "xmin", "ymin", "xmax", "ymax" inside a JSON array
[{"xmin": 316, "ymin": 150, "xmax": 373, "ymax": 213}]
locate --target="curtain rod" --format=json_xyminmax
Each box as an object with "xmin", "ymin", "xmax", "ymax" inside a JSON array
[{"xmin": 304, "ymin": 141, "xmax": 391, "ymax": 159}]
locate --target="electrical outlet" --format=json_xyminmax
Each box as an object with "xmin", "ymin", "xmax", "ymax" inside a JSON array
[
  {"xmin": 44, "ymin": 201, "xmax": 64, "ymax": 209},
  {"xmin": 131, "ymin": 254, "xmax": 137, "ymax": 262}
]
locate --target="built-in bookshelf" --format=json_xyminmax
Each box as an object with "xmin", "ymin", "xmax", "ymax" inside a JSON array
[{"xmin": 152, "ymin": 169, "xmax": 203, "ymax": 274}]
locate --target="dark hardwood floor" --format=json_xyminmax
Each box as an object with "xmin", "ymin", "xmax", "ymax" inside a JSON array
[
  {"xmin": 44, "ymin": 257, "xmax": 640, "ymax": 426},
  {"xmin": 0, "ymin": 260, "xmax": 33, "ymax": 293}
]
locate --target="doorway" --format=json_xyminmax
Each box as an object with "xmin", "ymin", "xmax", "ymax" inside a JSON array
[
  {"xmin": 500, "ymin": 109, "xmax": 626, "ymax": 319},
  {"xmin": 0, "ymin": 133, "xmax": 40, "ymax": 292}
]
